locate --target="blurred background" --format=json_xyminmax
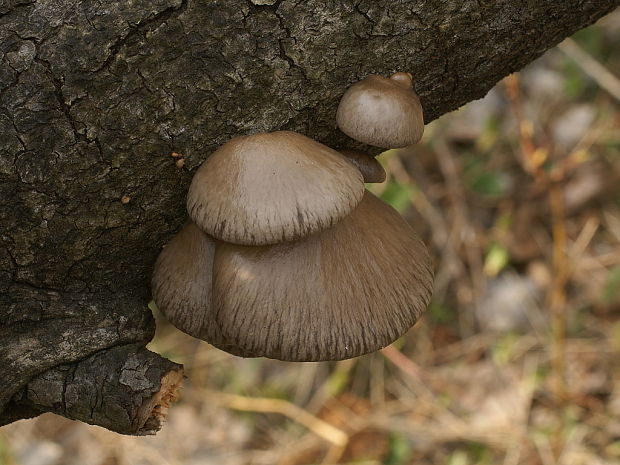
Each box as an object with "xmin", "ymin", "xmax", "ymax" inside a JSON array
[{"xmin": 2, "ymin": 11, "xmax": 620, "ymax": 465}]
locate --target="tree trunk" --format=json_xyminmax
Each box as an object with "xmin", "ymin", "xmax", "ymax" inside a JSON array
[{"xmin": 1, "ymin": 0, "xmax": 618, "ymax": 434}]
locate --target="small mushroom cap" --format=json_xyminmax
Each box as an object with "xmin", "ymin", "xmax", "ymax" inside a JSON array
[
  {"xmin": 338, "ymin": 149, "xmax": 386, "ymax": 183},
  {"xmin": 211, "ymin": 191, "xmax": 434, "ymax": 361},
  {"xmin": 151, "ymin": 222, "xmax": 253, "ymax": 356},
  {"xmin": 336, "ymin": 73, "xmax": 424, "ymax": 149},
  {"xmin": 187, "ymin": 131, "xmax": 365, "ymax": 246}
]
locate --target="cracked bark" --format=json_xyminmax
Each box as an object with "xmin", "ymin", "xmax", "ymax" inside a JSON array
[
  {"xmin": 1, "ymin": 344, "xmax": 183, "ymax": 435},
  {"xmin": 1, "ymin": 0, "xmax": 618, "ymax": 435}
]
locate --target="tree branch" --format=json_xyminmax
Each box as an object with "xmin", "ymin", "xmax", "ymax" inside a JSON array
[
  {"xmin": 0, "ymin": 0, "xmax": 617, "ymax": 434},
  {"xmin": 1, "ymin": 345, "xmax": 183, "ymax": 435}
]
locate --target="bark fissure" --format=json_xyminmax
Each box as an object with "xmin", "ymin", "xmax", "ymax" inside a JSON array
[{"xmin": 91, "ymin": 0, "xmax": 189, "ymax": 74}]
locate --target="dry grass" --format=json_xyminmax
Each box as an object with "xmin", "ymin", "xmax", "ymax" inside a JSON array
[{"xmin": 2, "ymin": 13, "xmax": 620, "ymax": 465}]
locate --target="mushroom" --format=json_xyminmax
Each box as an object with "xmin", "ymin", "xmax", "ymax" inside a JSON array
[
  {"xmin": 187, "ymin": 131, "xmax": 365, "ymax": 246},
  {"xmin": 211, "ymin": 190, "xmax": 433, "ymax": 361},
  {"xmin": 151, "ymin": 222, "xmax": 216, "ymax": 341},
  {"xmin": 153, "ymin": 77, "xmax": 433, "ymax": 362},
  {"xmin": 336, "ymin": 72, "xmax": 424, "ymax": 148},
  {"xmin": 338, "ymin": 149, "xmax": 386, "ymax": 183},
  {"xmin": 151, "ymin": 222, "xmax": 254, "ymax": 357}
]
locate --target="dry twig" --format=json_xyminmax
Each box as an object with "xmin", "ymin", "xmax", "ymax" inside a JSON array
[{"xmin": 205, "ymin": 391, "xmax": 349, "ymax": 447}]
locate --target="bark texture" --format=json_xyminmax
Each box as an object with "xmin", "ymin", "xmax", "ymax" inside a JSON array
[
  {"xmin": 1, "ymin": 344, "xmax": 183, "ymax": 435},
  {"xmin": 1, "ymin": 0, "xmax": 618, "ymax": 433}
]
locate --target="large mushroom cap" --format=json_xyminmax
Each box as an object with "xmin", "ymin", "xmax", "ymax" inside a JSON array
[
  {"xmin": 151, "ymin": 222, "xmax": 252, "ymax": 356},
  {"xmin": 187, "ymin": 131, "xmax": 365, "ymax": 246},
  {"xmin": 336, "ymin": 73, "xmax": 424, "ymax": 149},
  {"xmin": 211, "ymin": 191, "xmax": 434, "ymax": 361}
]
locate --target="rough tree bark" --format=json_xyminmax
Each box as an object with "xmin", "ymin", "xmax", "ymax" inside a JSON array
[{"xmin": 1, "ymin": 0, "xmax": 618, "ymax": 434}]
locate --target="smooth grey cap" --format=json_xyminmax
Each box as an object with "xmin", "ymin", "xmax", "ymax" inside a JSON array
[
  {"xmin": 336, "ymin": 72, "xmax": 424, "ymax": 149},
  {"xmin": 210, "ymin": 191, "xmax": 434, "ymax": 362},
  {"xmin": 187, "ymin": 131, "xmax": 365, "ymax": 246}
]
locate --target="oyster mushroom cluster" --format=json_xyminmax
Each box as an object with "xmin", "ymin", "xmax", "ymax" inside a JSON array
[{"xmin": 152, "ymin": 72, "xmax": 433, "ymax": 362}]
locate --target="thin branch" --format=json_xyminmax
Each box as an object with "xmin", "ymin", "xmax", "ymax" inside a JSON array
[{"xmin": 205, "ymin": 391, "xmax": 349, "ymax": 446}]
